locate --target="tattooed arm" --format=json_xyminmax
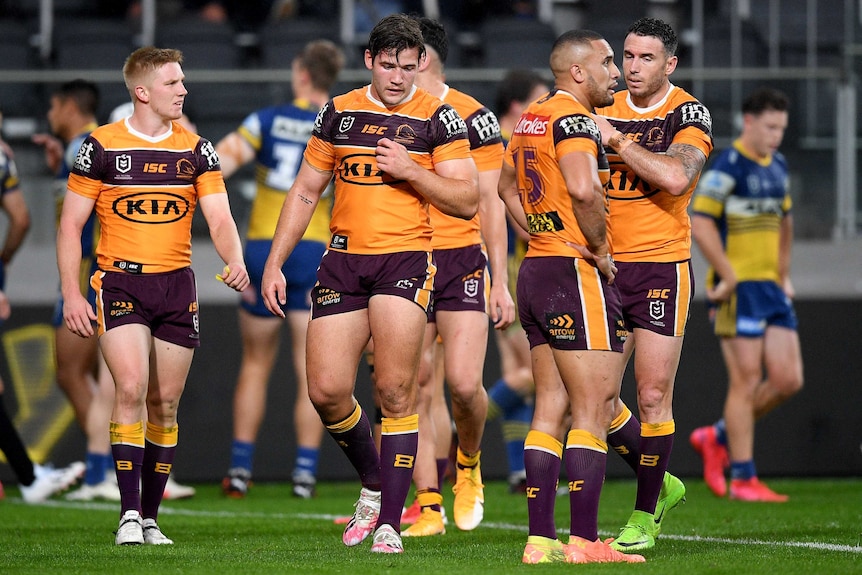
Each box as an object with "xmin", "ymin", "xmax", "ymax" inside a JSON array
[
  {"xmin": 260, "ymin": 159, "xmax": 332, "ymax": 317},
  {"xmin": 609, "ymin": 138, "xmax": 707, "ymax": 197}
]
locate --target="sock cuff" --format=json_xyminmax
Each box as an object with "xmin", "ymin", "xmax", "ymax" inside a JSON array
[
  {"xmin": 640, "ymin": 419, "xmax": 675, "ymax": 437},
  {"xmin": 145, "ymin": 421, "xmax": 178, "ymax": 447},
  {"xmin": 415, "ymin": 488, "xmax": 443, "ymax": 508},
  {"xmin": 609, "ymin": 403, "xmax": 633, "ymax": 433},
  {"xmin": 456, "ymin": 446, "xmax": 481, "ymax": 468},
  {"xmin": 381, "ymin": 414, "xmax": 419, "ymax": 435},
  {"xmin": 525, "ymin": 429, "xmax": 563, "ymax": 457},
  {"xmin": 326, "ymin": 403, "xmax": 362, "ymax": 433},
  {"xmin": 109, "ymin": 420, "xmax": 144, "ymax": 447},
  {"xmin": 565, "ymin": 429, "xmax": 608, "ymax": 453}
]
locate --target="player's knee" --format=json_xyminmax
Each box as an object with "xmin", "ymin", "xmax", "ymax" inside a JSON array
[
  {"xmin": 636, "ymin": 381, "xmax": 672, "ymax": 414},
  {"xmin": 776, "ymin": 372, "xmax": 804, "ymax": 398}
]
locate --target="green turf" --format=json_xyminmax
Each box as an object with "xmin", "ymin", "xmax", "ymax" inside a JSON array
[{"xmin": 1, "ymin": 478, "xmax": 860, "ymax": 574}]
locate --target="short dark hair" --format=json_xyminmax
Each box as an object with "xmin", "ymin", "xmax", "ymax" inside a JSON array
[
  {"xmin": 53, "ymin": 79, "xmax": 100, "ymax": 117},
  {"xmin": 628, "ymin": 17, "xmax": 678, "ymax": 57},
  {"xmin": 742, "ymin": 87, "xmax": 790, "ymax": 115},
  {"xmin": 367, "ymin": 14, "xmax": 426, "ymax": 63},
  {"xmin": 495, "ymin": 69, "xmax": 546, "ymax": 116},
  {"xmin": 297, "ymin": 39, "xmax": 345, "ymax": 93},
  {"xmin": 550, "ymin": 29, "xmax": 605, "ymax": 72},
  {"xmin": 415, "ymin": 16, "xmax": 448, "ymax": 64}
]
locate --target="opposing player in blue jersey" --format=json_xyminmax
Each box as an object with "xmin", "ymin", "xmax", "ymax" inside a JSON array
[
  {"xmin": 216, "ymin": 40, "xmax": 345, "ymax": 499},
  {"xmin": 690, "ymin": 87, "xmax": 802, "ymax": 502},
  {"xmin": 32, "ymin": 81, "xmax": 119, "ymax": 501}
]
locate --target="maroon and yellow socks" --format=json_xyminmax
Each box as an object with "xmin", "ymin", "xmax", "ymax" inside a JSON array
[
  {"xmin": 635, "ymin": 420, "xmax": 675, "ymax": 514},
  {"xmin": 524, "ymin": 430, "xmax": 562, "ymax": 540},
  {"xmin": 110, "ymin": 420, "xmax": 145, "ymax": 515},
  {"xmin": 141, "ymin": 422, "xmax": 178, "ymax": 520},
  {"xmin": 415, "ymin": 488, "xmax": 443, "ymax": 512},
  {"xmin": 564, "ymin": 430, "xmax": 608, "ymax": 542},
  {"xmin": 325, "ymin": 404, "xmax": 381, "ymax": 491},
  {"xmin": 607, "ymin": 402, "xmax": 641, "ymax": 472},
  {"xmin": 378, "ymin": 414, "xmax": 419, "ymax": 531}
]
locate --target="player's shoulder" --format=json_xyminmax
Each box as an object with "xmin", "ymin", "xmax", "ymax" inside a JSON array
[
  {"xmin": 544, "ymin": 90, "xmax": 592, "ymax": 119},
  {"xmin": 595, "ymin": 90, "xmax": 629, "ymax": 116},
  {"xmin": 445, "ymin": 87, "xmax": 488, "ymax": 116},
  {"xmin": 670, "ymin": 87, "xmax": 710, "ymax": 117},
  {"xmin": 87, "ymin": 121, "xmax": 129, "ymax": 148},
  {"xmin": 331, "ymin": 86, "xmax": 367, "ymax": 110}
]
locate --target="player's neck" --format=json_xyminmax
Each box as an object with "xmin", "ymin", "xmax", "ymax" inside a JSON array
[
  {"xmin": 301, "ymin": 88, "xmax": 329, "ymax": 109},
  {"xmin": 415, "ymin": 74, "xmax": 445, "ymax": 99},
  {"xmin": 629, "ymin": 81, "xmax": 672, "ymax": 109},
  {"xmin": 127, "ymin": 113, "xmax": 173, "ymax": 138}
]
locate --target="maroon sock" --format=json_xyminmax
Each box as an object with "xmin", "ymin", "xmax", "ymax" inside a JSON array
[
  {"xmin": 141, "ymin": 440, "xmax": 175, "ymax": 520},
  {"xmin": 524, "ymin": 431, "xmax": 562, "ymax": 540},
  {"xmin": 112, "ymin": 442, "xmax": 144, "ymax": 515},
  {"xmin": 436, "ymin": 458, "xmax": 448, "ymax": 490},
  {"xmin": 377, "ymin": 415, "xmax": 419, "ymax": 532},
  {"xmin": 326, "ymin": 406, "xmax": 381, "ymax": 491},
  {"xmin": 565, "ymin": 439, "xmax": 607, "ymax": 542},
  {"xmin": 635, "ymin": 433, "xmax": 674, "ymax": 514},
  {"xmin": 607, "ymin": 411, "xmax": 641, "ymax": 473}
]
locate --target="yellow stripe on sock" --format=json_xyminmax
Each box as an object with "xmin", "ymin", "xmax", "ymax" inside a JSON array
[
  {"xmin": 415, "ymin": 489, "xmax": 443, "ymax": 508},
  {"xmin": 109, "ymin": 421, "xmax": 144, "ymax": 447},
  {"xmin": 326, "ymin": 403, "xmax": 362, "ymax": 433},
  {"xmin": 566, "ymin": 429, "xmax": 608, "ymax": 453},
  {"xmin": 609, "ymin": 403, "xmax": 633, "ymax": 434},
  {"xmin": 457, "ymin": 447, "xmax": 481, "ymax": 468},
  {"xmin": 145, "ymin": 421, "xmax": 178, "ymax": 447},
  {"xmin": 524, "ymin": 429, "xmax": 563, "ymax": 458},
  {"xmin": 641, "ymin": 420, "xmax": 676, "ymax": 437},
  {"xmin": 381, "ymin": 414, "xmax": 419, "ymax": 435}
]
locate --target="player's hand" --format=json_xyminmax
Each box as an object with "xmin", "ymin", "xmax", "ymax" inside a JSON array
[
  {"xmin": 590, "ymin": 114, "xmax": 616, "ymax": 145},
  {"xmin": 375, "ymin": 138, "xmax": 416, "ymax": 181},
  {"xmin": 705, "ymin": 276, "xmax": 737, "ymax": 303},
  {"xmin": 489, "ymin": 284, "xmax": 515, "ymax": 331},
  {"xmin": 782, "ymin": 276, "xmax": 795, "ymax": 300},
  {"xmin": 31, "ymin": 133, "xmax": 64, "ymax": 173},
  {"xmin": 217, "ymin": 262, "xmax": 250, "ymax": 293},
  {"xmin": 62, "ymin": 292, "xmax": 97, "ymax": 338},
  {"xmin": 261, "ymin": 265, "xmax": 287, "ymax": 319},
  {"xmin": 566, "ymin": 242, "xmax": 617, "ymax": 285},
  {"xmin": 595, "ymin": 253, "xmax": 617, "ymax": 285}
]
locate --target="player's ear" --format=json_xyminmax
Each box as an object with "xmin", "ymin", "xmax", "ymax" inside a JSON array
[{"xmin": 364, "ymin": 49, "xmax": 374, "ymax": 71}]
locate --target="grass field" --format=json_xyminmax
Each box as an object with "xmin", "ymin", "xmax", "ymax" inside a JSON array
[{"xmin": 1, "ymin": 477, "xmax": 860, "ymax": 574}]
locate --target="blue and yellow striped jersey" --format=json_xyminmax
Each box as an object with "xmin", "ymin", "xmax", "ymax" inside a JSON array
[
  {"xmin": 692, "ymin": 140, "xmax": 792, "ymax": 284},
  {"xmin": 237, "ymin": 99, "xmax": 331, "ymax": 242}
]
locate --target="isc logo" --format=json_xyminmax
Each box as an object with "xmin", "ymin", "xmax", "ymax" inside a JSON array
[
  {"xmin": 143, "ymin": 163, "xmax": 167, "ymax": 173},
  {"xmin": 361, "ymin": 124, "xmax": 387, "ymax": 135},
  {"xmin": 647, "ymin": 288, "xmax": 671, "ymax": 299}
]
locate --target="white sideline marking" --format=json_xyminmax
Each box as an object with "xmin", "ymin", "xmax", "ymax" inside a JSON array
[{"xmin": 14, "ymin": 498, "xmax": 862, "ymax": 554}]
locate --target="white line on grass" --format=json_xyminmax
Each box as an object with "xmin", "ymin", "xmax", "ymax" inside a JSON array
[{"xmin": 18, "ymin": 498, "xmax": 862, "ymax": 554}]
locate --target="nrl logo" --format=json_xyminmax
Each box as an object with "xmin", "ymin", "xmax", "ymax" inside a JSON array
[
  {"xmin": 339, "ymin": 116, "xmax": 355, "ymax": 133},
  {"xmin": 115, "ymin": 154, "xmax": 132, "ymax": 174}
]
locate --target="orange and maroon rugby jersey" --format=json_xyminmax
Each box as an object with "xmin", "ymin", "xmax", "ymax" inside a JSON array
[
  {"xmin": 429, "ymin": 86, "xmax": 503, "ymax": 250},
  {"xmin": 503, "ymin": 89, "xmax": 610, "ymax": 259},
  {"xmin": 304, "ymin": 85, "xmax": 472, "ymax": 255},
  {"xmin": 67, "ymin": 120, "xmax": 226, "ymax": 274},
  {"xmin": 596, "ymin": 86, "xmax": 713, "ymax": 263}
]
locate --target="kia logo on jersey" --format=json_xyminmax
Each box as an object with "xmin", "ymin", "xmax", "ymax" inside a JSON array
[{"xmin": 112, "ymin": 192, "xmax": 190, "ymax": 224}]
